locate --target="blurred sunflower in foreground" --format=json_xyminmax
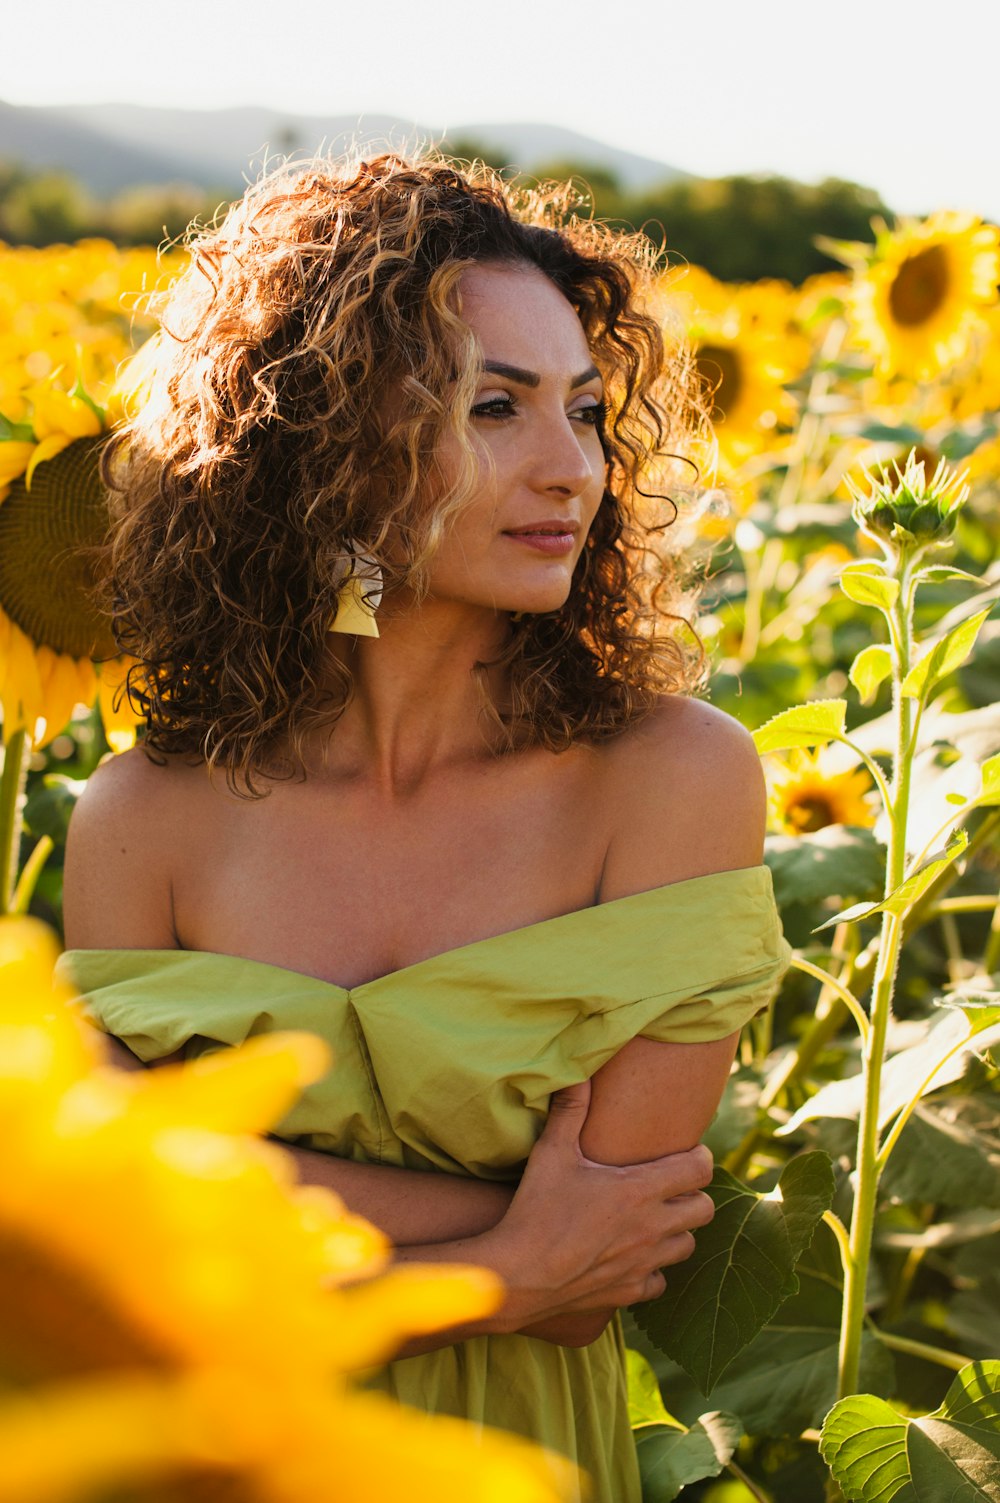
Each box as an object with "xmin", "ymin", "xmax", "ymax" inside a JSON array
[
  {"xmin": 843, "ymin": 213, "xmax": 1000, "ymax": 381},
  {"xmin": 0, "ymin": 916, "xmax": 575, "ymax": 1503},
  {"xmin": 766, "ymin": 748, "xmax": 877, "ymax": 836},
  {"xmin": 0, "ymin": 383, "xmax": 141, "ymax": 751}
]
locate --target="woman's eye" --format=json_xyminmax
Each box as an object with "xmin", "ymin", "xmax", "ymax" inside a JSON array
[
  {"xmin": 573, "ymin": 401, "xmax": 607, "ymax": 427},
  {"xmin": 471, "ymin": 396, "xmax": 516, "ymax": 419}
]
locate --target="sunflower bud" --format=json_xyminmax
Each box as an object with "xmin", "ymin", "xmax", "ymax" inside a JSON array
[{"xmin": 845, "ymin": 450, "xmax": 969, "ymax": 561}]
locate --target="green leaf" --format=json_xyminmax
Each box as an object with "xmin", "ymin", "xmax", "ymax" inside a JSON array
[
  {"xmin": 849, "ymin": 420, "xmax": 927, "ymax": 446},
  {"xmin": 778, "ymin": 1003, "xmax": 1000, "ymax": 1138},
  {"xmin": 939, "ymin": 422, "xmax": 999, "ymax": 462},
  {"xmin": 0, "ymin": 410, "xmax": 36, "ymax": 443},
  {"xmin": 821, "ymin": 1362, "xmax": 1000, "ymax": 1503},
  {"xmin": 840, "ymin": 563, "xmax": 900, "ymax": 612},
  {"xmin": 916, "ymin": 565, "xmax": 984, "ymax": 587},
  {"xmin": 813, "ymin": 828, "xmax": 969, "ymax": 932},
  {"xmin": 22, "ymin": 774, "xmax": 86, "ymax": 845},
  {"xmin": 635, "ymin": 1221, "xmax": 894, "ymax": 1436},
  {"xmin": 635, "ymin": 1413, "xmax": 743, "ymax": 1502},
  {"xmin": 753, "ymin": 699, "xmax": 847, "ymax": 756},
  {"xmin": 976, "ymin": 753, "xmax": 1000, "ymax": 807},
  {"xmin": 765, "ymin": 826, "xmax": 886, "ymax": 909},
  {"xmin": 628, "ymin": 1348, "xmax": 681, "ymax": 1428},
  {"xmin": 901, "ymin": 609, "xmax": 994, "ymax": 701},
  {"xmin": 880, "ymin": 1099, "xmax": 1000, "ymax": 1210},
  {"xmin": 631, "ymin": 1154, "xmax": 834, "ymax": 1393},
  {"xmin": 850, "ymin": 643, "xmax": 894, "ymax": 703}
]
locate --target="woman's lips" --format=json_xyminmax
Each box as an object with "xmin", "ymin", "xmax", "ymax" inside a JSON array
[{"xmin": 502, "ymin": 527, "xmax": 577, "ymax": 556}]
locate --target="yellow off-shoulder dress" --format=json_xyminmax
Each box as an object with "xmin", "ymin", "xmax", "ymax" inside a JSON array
[{"xmin": 58, "ymin": 864, "xmax": 791, "ymax": 1503}]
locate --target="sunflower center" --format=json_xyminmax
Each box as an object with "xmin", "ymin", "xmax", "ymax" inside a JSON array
[
  {"xmin": 786, "ymin": 795, "xmax": 836, "ymax": 834},
  {"xmin": 0, "ymin": 437, "xmax": 116, "ymax": 659},
  {"xmin": 888, "ymin": 245, "xmax": 950, "ymax": 327},
  {"xmin": 695, "ymin": 345, "xmax": 743, "ymax": 420}
]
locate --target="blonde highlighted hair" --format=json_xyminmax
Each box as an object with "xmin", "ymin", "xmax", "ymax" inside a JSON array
[{"xmin": 101, "ymin": 151, "xmax": 708, "ymax": 794}]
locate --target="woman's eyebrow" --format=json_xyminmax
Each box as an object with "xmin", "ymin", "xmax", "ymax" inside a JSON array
[{"xmin": 483, "ymin": 360, "xmax": 602, "ymax": 390}]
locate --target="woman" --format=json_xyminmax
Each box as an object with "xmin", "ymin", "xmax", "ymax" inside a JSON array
[{"xmin": 60, "ymin": 154, "xmax": 790, "ymax": 1502}]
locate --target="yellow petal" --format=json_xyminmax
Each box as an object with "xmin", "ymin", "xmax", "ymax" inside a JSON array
[
  {"xmin": 141, "ymin": 1031, "xmax": 333, "ymax": 1136},
  {"xmin": 330, "ymin": 1264, "xmax": 504, "ymax": 1369},
  {"xmin": 31, "ymin": 387, "xmax": 103, "ymax": 442},
  {"xmin": 32, "ymin": 647, "xmax": 84, "ymax": 748},
  {"xmin": 24, "ymin": 433, "xmax": 71, "ymax": 491},
  {"xmin": 0, "ymin": 442, "xmax": 34, "ymax": 490},
  {"xmin": 95, "ymin": 656, "xmax": 143, "ymax": 752},
  {"xmin": 0, "ymin": 620, "xmax": 45, "ymax": 740}
]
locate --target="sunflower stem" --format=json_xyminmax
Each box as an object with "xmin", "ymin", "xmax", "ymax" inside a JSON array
[
  {"xmin": 837, "ymin": 555, "xmax": 915, "ymax": 1400},
  {"xmin": 0, "ymin": 728, "xmax": 30, "ymax": 916}
]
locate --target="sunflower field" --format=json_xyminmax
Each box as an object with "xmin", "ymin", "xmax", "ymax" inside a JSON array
[{"xmin": 1, "ymin": 209, "xmax": 1000, "ymax": 1502}]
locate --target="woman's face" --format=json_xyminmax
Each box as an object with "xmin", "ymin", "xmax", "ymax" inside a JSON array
[{"xmin": 424, "ymin": 261, "xmax": 607, "ymax": 617}]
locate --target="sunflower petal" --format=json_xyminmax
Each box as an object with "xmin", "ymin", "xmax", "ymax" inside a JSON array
[
  {"xmin": 0, "ymin": 442, "xmax": 35, "ymax": 491},
  {"xmin": 0, "ymin": 618, "xmax": 45, "ymax": 739},
  {"xmin": 24, "ymin": 434, "xmax": 72, "ymax": 491}
]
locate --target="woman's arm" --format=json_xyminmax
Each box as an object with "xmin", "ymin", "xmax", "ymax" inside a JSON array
[{"xmin": 527, "ymin": 700, "xmax": 769, "ymax": 1344}]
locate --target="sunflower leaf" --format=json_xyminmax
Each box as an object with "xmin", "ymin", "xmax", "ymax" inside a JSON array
[
  {"xmin": 765, "ymin": 826, "xmax": 885, "ymax": 908},
  {"xmin": 849, "ymin": 643, "xmax": 893, "ymax": 703},
  {"xmin": 916, "ymin": 565, "xmax": 984, "ymax": 587},
  {"xmin": 974, "ymin": 753, "xmax": 1000, "ymax": 806},
  {"xmin": 820, "ymin": 1362, "xmax": 1000, "ymax": 1503},
  {"xmin": 777, "ymin": 997, "xmax": 1000, "ymax": 1137},
  {"xmin": 812, "ymin": 828, "xmax": 968, "ymax": 931},
  {"xmin": 752, "ymin": 700, "xmax": 847, "ymax": 755},
  {"xmin": 839, "ymin": 563, "xmax": 900, "ymax": 612},
  {"xmin": 901, "ymin": 608, "xmax": 994, "ymax": 701},
  {"xmin": 627, "ymin": 1348, "xmax": 682, "ymax": 1428},
  {"xmin": 636, "ymin": 1221, "xmax": 894, "ymax": 1436},
  {"xmin": 634, "ymin": 1413, "xmax": 743, "ymax": 1502},
  {"xmin": 630, "ymin": 1154, "xmax": 834, "ymax": 1394}
]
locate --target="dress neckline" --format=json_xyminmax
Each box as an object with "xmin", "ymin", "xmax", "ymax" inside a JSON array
[{"xmin": 64, "ymin": 864, "xmax": 774, "ymax": 999}]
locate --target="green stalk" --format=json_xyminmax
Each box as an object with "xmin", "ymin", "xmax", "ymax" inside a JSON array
[
  {"xmin": 0, "ymin": 728, "xmax": 30, "ymax": 915},
  {"xmin": 837, "ymin": 558, "xmax": 915, "ymax": 1400}
]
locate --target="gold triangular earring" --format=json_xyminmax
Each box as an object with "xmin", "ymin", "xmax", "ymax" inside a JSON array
[{"xmin": 328, "ymin": 546, "xmax": 383, "ymax": 639}]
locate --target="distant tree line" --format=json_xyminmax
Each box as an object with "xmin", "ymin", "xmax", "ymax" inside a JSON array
[
  {"xmin": 441, "ymin": 138, "xmax": 894, "ymax": 283},
  {"xmin": 1, "ymin": 147, "xmax": 894, "ymax": 283},
  {"xmin": 0, "ymin": 161, "xmax": 229, "ymax": 250}
]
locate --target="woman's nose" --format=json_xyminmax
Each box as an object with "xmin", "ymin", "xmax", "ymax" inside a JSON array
[{"xmin": 529, "ymin": 414, "xmax": 600, "ymax": 497}]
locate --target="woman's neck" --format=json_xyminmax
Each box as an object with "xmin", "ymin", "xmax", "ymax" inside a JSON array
[{"xmin": 315, "ymin": 597, "xmax": 515, "ymax": 794}]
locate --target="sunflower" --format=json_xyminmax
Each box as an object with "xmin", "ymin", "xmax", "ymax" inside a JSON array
[
  {"xmin": 767, "ymin": 748, "xmax": 876, "ymax": 836},
  {"xmin": 0, "ymin": 916, "xmax": 576, "ymax": 1503},
  {"xmin": 658, "ymin": 266, "xmax": 802, "ymax": 469},
  {"xmin": 0, "ymin": 389, "xmax": 142, "ymax": 750},
  {"xmin": 847, "ymin": 214, "xmax": 1000, "ymax": 381}
]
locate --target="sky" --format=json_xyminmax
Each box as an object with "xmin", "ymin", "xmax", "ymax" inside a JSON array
[{"xmin": 3, "ymin": 0, "xmax": 998, "ymax": 219}]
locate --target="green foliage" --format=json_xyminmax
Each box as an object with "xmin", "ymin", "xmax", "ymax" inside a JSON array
[
  {"xmin": 434, "ymin": 144, "xmax": 892, "ymax": 281},
  {"xmin": 631, "ymin": 1154, "xmax": 834, "ymax": 1393},
  {"xmin": 626, "ymin": 1351, "xmax": 743, "ymax": 1501},
  {"xmin": 820, "ymin": 1362, "xmax": 1000, "ymax": 1501},
  {"xmin": 0, "ymin": 157, "xmax": 227, "ymax": 247},
  {"xmin": 631, "ymin": 1223, "xmax": 895, "ymax": 1437},
  {"xmin": 765, "ymin": 825, "xmax": 885, "ymax": 908}
]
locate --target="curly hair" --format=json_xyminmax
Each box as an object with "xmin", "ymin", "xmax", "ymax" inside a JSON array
[{"xmin": 100, "ymin": 151, "xmax": 709, "ymax": 795}]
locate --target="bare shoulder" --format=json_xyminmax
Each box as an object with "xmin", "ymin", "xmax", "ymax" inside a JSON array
[
  {"xmin": 63, "ymin": 746, "xmax": 201, "ymax": 950},
  {"xmin": 597, "ymin": 696, "xmax": 766, "ymax": 899}
]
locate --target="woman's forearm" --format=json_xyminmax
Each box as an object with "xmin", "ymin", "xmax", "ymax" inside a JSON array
[{"xmin": 275, "ymin": 1139, "xmax": 515, "ymax": 1245}]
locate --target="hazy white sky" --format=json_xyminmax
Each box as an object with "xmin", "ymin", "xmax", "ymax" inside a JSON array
[{"xmin": 3, "ymin": 0, "xmax": 997, "ymax": 218}]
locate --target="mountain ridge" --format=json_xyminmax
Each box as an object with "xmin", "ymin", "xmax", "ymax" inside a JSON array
[{"xmin": 0, "ymin": 101, "xmax": 691, "ymax": 197}]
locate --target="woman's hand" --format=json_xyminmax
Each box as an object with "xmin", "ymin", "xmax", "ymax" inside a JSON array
[{"xmin": 477, "ymin": 1078, "xmax": 715, "ymax": 1336}]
